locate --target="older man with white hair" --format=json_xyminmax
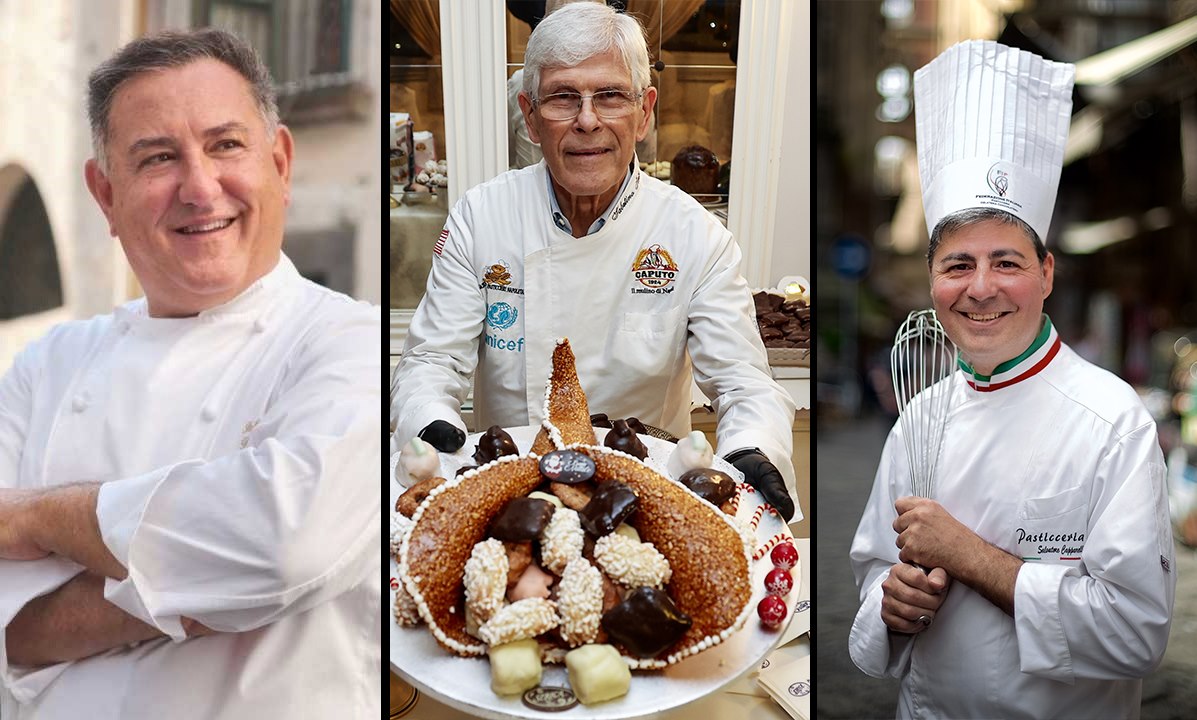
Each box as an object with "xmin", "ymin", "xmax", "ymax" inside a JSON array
[{"xmin": 393, "ymin": 1, "xmax": 798, "ymax": 519}]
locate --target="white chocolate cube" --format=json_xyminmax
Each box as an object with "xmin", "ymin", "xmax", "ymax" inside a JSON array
[
  {"xmin": 488, "ymin": 638, "xmax": 543, "ymax": 696},
  {"xmin": 565, "ymin": 644, "xmax": 631, "ymax": 705}
]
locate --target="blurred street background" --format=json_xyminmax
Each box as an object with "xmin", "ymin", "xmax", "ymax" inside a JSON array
[{"xmin": 816, "ymin": 0, "xmax": 1197, "ymax": 717}]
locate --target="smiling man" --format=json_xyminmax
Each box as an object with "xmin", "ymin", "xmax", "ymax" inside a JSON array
[
  {"xmin": 0, "ymin": 29, "xmax": 380, "ymax": 719},
  {"xmin": 848, "ymin": 41, "xmax": 1175, "ymax": 719},
  {"xmin": 392, "ymin": 1, "xmax": 800, "ymax": 520}
]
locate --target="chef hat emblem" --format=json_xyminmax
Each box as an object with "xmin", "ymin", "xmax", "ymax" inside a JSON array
[{"xmin": 915, "ymin": 40, "xmax": 1075, "ymax": 242}]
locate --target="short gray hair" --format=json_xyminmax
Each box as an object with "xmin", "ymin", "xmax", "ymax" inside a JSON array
[
  {"xmin": 928, "ymin": 207, "xmax": 1047, "ymax": 267},
  {"xmin": 523, "ymin": 2, "xmax": 651, "ymax": 99},
  {"xmin": 88, "ymin": 28, "xmax": 279, "ymax": 171}
]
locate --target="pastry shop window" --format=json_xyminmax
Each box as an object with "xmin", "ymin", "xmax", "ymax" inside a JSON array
[
  {"xmin": 506, "ymin": 1, "xmax": 738, "ymax": 218},
  {"xmin": 390, "ymin": 3, "xmax": 451, "ymax": 312}
]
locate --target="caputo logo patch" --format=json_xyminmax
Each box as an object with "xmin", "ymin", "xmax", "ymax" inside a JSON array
[{"xmin": 631, "ymin": 244, "xmax": 678, "ymax": 289}]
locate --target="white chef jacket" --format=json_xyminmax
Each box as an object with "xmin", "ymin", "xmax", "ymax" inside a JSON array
[
  {"xmin": 0, "ymin": 254, "xmax": 381, "ymax": 719},
  {"xmin": 392, "ymin": 160, "xmax": 798, "ymax": 511},
  {"xmin": 849, "ymin": 317, "xmax": 1175, "ymax": 719}
]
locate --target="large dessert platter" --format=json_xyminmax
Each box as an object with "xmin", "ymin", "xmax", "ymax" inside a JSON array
[{"xmin": 391, "ymin": 339, "xmax": 798, "ymax": 719}]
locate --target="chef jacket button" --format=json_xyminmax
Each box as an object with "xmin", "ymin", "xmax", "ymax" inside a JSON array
[
  {"xmin": 252, "ymin": 318, "xmax": 267, "ymax": 333},
  {"xmin": 72, "ymin": 395, "xmax": 88, "ymax": 412},
  {"xmin": 201, "ymin": 406, "xmax": 218, "ymax": 422}
]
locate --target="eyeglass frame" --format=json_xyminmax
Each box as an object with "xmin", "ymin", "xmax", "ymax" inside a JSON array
[{"xmin": 531, "ymin": 89, "xmax": 646, "ymax": 120}]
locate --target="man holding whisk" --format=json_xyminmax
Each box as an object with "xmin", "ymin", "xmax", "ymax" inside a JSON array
[{"xmin": 848, "ymin": 40, "xmax": 1176, "ymax": 718}]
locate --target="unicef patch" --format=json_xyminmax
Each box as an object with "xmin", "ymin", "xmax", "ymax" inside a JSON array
[{"xmin": 486, "ymin": 302, "xmax": 518, "ymax": 330}]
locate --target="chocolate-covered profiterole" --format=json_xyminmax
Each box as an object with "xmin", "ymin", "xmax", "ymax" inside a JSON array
[
  {"xmin": 603, "ymin": 420, "xmax": 647, "ymax": 460},
  {"xmin": 474, "ymin": 425, "xmax": 519, "ymax": 465},
  {"xmin": 601, "ymin": 586, "xmax": 693, "ymax": 658},
  {"xmin": 490, "ymin": 497, "xmax": 556, "ymax": 542},
  {"xmin": 677, "ymin": 468, "xmax": 737, "ymax": 507},
  {"xmin": 539, "ymin": 449, "xmax": 597, "ymax": 485},
  {"xmin": 579, "ymin": 480, "xmax": 638, "ymax": 537}
]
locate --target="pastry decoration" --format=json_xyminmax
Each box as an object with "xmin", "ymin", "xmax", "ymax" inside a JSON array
[
  {"xmin": 667, "ymin": 430, "xmax": 714, "ymax": 478},
  {"xmin": 603, "ymin": 419, "xmax": 648, "ymax": 460},
  {"xmin": 398, "ymin": 436, "xmax": 440, "ymax": 488},
  {"xmin": 474, "ymin": 425, "xmax": 519, "ymax": 465},
  {"xmin": 396, "ymin": 337, "xmax": 754, "ymax": 669}
]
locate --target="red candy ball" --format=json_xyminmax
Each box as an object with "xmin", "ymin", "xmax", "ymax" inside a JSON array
[
  {"xmin": 765, "ymin": 567, "xmax": 794, "ymax": 596},
  {"xmin": 770, "ymin": 542, "xmax": 798, "ymax": 570},
  {"xmin": 757, "ymin": 595, "xmax": 788, "ymax": 628}
]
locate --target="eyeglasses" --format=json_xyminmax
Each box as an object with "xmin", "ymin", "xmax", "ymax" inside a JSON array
[{"xmin": 533, "ymin": 90, "xmax": 644, "ymax": 121}]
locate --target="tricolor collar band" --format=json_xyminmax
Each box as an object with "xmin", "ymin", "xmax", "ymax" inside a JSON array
[{"xmin": 959, "ymin": 315, "xmax": 1060, "ymax": 392}]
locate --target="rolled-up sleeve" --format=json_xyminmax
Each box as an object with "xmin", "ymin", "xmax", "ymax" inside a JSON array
[
  {"xmin": 96, "ymin": 309, "xmax": 381, "ymax": 639},
  {"xmin": 0, "ymin": 334, "xmax": 82, "ymax": 701}
]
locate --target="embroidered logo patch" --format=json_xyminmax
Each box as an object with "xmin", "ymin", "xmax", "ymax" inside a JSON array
[
  {"xmin": 479, "ymin": 259, "xmax": 524, "ymax": 295},
  {"xmin": 631, "ymin": 244, "xmax": 678, "ymax": 293},
  {"xmin": 483, "ymin": 260, "xmax": 512, "ymax": 286},
  {"xmin": 240, "ymin": 419, "xmax": 260, "ymax": 449},
  {"xmin": 486, "ymin": 301, "xmax": 519, "ymax": 330}
]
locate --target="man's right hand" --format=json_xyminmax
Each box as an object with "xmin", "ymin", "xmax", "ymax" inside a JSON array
[
  {"xmin": 418, "ymin": 420, "xmax": 466, "ymax": 453},
  {"xmin": 880, "ymin": 562, "xmax": 951, "ymax": 634}
]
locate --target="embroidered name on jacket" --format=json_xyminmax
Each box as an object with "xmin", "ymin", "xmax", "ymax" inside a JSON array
[{"xmin": 630, "ymin": 244, "xmax": 678, "ymax": 294}]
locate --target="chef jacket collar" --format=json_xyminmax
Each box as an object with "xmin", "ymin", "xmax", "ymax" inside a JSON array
[
  {"xmin": 114, "ymin": 253, "xmax": 298, "ymax": 325},
  {"xmin": 958, "ymin": 314, "xmax": 1061, "ymax": 392},
  {"xmin": 546, "ymin": 161, "xmax": 637, "ymax": 236}
]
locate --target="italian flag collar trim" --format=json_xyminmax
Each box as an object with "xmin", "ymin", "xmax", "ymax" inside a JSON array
[{"xmin": 959, "ymin": 315, "xmax": 1061, "ymax": 392}]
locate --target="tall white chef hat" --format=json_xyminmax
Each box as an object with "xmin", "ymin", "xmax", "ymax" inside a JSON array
[{"xmin": 915, "ymin": 40, "xmax": 1075, "ymax": 242}]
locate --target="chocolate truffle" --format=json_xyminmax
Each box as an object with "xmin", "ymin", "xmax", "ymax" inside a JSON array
[
  {"xmin": 490, "ymin": 497, "xmax": 556, "ymax": 542},
  {"xmin": 579, "ymin": 481, "xmax": 639, "ymax": 537},
  {"xmin": 601, "ymin": 586, "xmax": 693, "ymax": 658},
  {"xmin": 474, "ymin": 425, "xmax": 519, "ymax": 465},
  {"xmin": 678, "ymin": 468, "xmax": 738, "ymax": 507},
  {"xmin": 603, "ymin": 420, "xmax": 648, "ymax": 460}
]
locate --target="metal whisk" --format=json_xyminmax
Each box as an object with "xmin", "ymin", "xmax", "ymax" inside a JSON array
[{"xmin": 890, "ymin": 310, "xmax": 957, "ymax": 499}]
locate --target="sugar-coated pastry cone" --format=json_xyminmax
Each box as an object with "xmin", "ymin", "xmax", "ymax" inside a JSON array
[
  {"xmin": 531, "ymin": 338, "xmax": 597, "ymax": 454},
  {"xmin": 581, "ymin": 448, "xmax": 753, "ymax": 667},
  {"xmin": 399, "ymin": 456, "xmax": 543, "ymax": 656}
]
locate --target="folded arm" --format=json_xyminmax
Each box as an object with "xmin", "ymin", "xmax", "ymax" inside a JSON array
[{"xmin": 7, "ymin": 571, "xmax": 162, "ymax": 667}]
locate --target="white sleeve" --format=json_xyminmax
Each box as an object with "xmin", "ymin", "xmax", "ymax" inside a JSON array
[
  {"xmin": 391, "ymin": 201, "xmax": 486, "ymax": 450},
  {"xmin": 95, "ymin": 309, "xmax": 381, "ymax": 639},
  {"xmin": 847, "ymin": 428, "xmax": 916, "ymax": 678},
  {"xmin": 685, "ymin": 226, "xmax": 797, "ymax": 512},
  {"xmin": 1013, "ymin": 421, "xmax": 1176, "ymax": 681},
  {"xmin": 0, "ymin": 337, "xmax": 82, "ymax": 702}
]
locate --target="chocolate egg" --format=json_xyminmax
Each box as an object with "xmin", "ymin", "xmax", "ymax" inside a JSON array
[
  {"xmin": 490, "ymin": 497, "xmax": 556, "ymax": 542},
  {"xmin": 677, "ymin": 468, "xmax": 737, "ymax": 507},
  {"xmin": 601, "ymin": 586, "xmax": 693, "ymax": 658},
  {"xmin": 579, "ymin": 481, "xmax": 638, "ymax": 537},
  {"xmin": 539, "ymin": 450, "xmax": 597, "ymax": 485},
  {"xmin": 474, "ymin": 425, "xmax": 519, "ymax": 465},
  {"xmin": 603, "ymin": 420, "xmax": 648, "ymax": 460}
]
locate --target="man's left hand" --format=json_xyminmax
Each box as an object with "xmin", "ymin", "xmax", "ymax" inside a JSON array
[
  {"xmin": 728, "ymin": 449, "xmax": 794, "ymax": 520},
  {"xmin": 893, "ymin": 496, "xmax": 980, "ymax": 575},
  {"xmin": 0, "ymin": 489, "xmax": 50, "ymax": 561}
]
